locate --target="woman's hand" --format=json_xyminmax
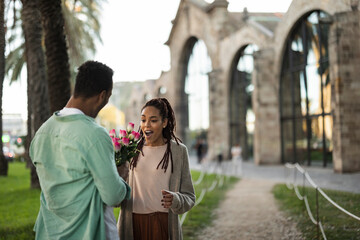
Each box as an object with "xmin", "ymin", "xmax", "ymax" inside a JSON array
[{"xmin": 161, "ymin": 190, "xmax": 173, "ymax": 209}]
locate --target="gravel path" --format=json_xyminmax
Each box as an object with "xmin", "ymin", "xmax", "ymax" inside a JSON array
[{"xmin": 197, "ymin": 178, "xmax": 304, "ymax": 240}]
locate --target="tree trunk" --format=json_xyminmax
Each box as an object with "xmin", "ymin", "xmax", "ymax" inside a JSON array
[
  {"xmin": 39, "ymin": 0, "xmax": 71, "ymax": 113},
  {"xmin": 0, "ymin": 0, "xmax": 7, "ymax": 176},
  {"xmin": 21, "ymin": 0, "xmax": 50, "ymax": 188}
]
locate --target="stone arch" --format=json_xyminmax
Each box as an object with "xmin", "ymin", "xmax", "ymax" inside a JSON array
[
  {"xmin": 220, "ymin": 26, "xmax": 271, "ymax": 116},
  {"xmin": 228, "ymin": 43, "xmax": 259, "ymax": 161},
  {"xmin": 174, "ymin": 36, "xmax": 197, "ymax": 141},
  {"xmin": 273, "ymin": 0, "xmax": 349, "ymax": 80},
  {"xmin": 174, "ymin": 35, "xmax": 213, "ymax": 145},
  {"xmin": 220, "ymin": 26, "xmax": 270, "ymax": 83},
  {"xmin": 267, "ymin": 0, "xmax": 350, "ymax": 168},
  {"xmin": 165, "ymin": 3, "xmax": 220, "ymax": 144},
  {"xmin": 278, "ymin": 9, "xmax": 334, "ymax": 167},
  {"xmin": 218, "ymin": 26, "xmax": 272, "ymax": 160}
]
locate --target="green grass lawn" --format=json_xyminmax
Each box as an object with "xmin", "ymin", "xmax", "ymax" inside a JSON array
[
  {"xmin": 181, "ymin": 171, "xmax": 238, "ymax": 240},
  {"xmin": 273, "ymin": 184, "xmax": 360, "ymax": 240},
  {"xmin": 1, "ymin": 162, "xmax": 238, "ymax": 240},
  {"xmin": 0, "ymin": 162, "xmax": 40, "ymax": 240}
]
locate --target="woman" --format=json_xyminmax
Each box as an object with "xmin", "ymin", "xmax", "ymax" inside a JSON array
[{"xmin": 117, "ymin": 98, "xmax": 195, "ymax": 240}]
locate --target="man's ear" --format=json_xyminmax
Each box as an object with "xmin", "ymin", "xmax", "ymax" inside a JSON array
[{"xmin": 99, "ymin": 90, "xmax": 107, "ymax": 101}]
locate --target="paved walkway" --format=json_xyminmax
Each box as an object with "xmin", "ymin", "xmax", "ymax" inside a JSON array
[
  {"xmin": 190, "ymin": 157, "xmax": 360, "ymax": 193},
  {"xmin": 197, "ymin": 179, "xmax": 304, "ymax": 240}
]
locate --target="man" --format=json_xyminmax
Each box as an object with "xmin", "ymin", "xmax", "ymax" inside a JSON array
[{"xmin": 30, "ymin": 61, "xmax": 130, "ymax": 240}]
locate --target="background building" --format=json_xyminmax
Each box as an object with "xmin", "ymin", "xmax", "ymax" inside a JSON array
[{"xmin": 123, "ymin": 0, "xmax": 360, "ymax": 173}]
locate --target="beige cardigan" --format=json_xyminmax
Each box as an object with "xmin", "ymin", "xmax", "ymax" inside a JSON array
[{"xmin": 117, "ymin": 140, "xmax": 196, "ymax": 240}]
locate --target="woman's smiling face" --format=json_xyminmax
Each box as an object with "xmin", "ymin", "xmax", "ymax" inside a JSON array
[{"xmin": 140, "ymin": 106, "xmax": 168, "ymax": 146}]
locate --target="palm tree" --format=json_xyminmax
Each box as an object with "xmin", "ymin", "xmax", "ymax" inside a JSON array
[
  {"xmin": 0, "ymin": 0, "xmax": 7, "ymax": 176},
  {"xmin": 39, "ymin": 0, "xmax": 71, "ymax": 113},
  {"xmin": 21, "ymin": 0, "xmax": 50, "ymax": 188},
  {"xmin": 2, "ymin": 0, "xmax": 104, "ymax": 183},
  {"xmin": 5, "ymin": 0, "xmax": 104, "ymax": 87}
]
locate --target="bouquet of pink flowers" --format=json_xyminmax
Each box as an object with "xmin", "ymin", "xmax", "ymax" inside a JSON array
[{"xmin": 109, "ymin": 122, "xmax": 141, "ymax": 166}]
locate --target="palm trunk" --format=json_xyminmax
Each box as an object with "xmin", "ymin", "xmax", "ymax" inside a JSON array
[
  {"xmin": 39, "ymin": 0, "xmax": 71, "ymax": 113},
  {"xmin": 21, "ymin": 0, "xmax": 50, "ymax": 188},
  {"xmin": 0, "ymin": 0, "xmax": 7, "ymax": 176}
]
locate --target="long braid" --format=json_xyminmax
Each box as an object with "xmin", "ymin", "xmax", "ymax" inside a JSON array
[
  {"xmin": 130, "ymin": 98, "xmax": 181, "ymax": 173},
  {"xmin": 130, "ymin": 131, "xmax": 144, "ymax": 170}
]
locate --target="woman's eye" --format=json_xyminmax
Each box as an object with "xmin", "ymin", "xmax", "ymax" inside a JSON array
[
  {"xmin": 151, "ymin": 120, "xmax": 157, "ymax": 123},
  {"xmin": 141, "ymin": 120, "xmax": 145, "ymax": 123}
]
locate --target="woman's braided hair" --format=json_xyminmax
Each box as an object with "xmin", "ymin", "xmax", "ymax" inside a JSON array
[{"xmin": 130, "ymin": 98, "xmax": 182, "ymax": 173}]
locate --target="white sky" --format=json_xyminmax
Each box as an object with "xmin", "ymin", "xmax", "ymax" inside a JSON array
[{"xmin": 3, "ymin": 0, "xmax": 293, "ymax": 120}]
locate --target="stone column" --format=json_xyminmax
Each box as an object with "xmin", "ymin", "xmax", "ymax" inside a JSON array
[
  {"xmin": 253, "ymin": 48, "xmax": 281, "ymax": 165},
  {"xmin": 329, "ymin": 10, "xmax": 360, "ymax": 173},
  {"xmin": 208, "ymin": 69, "xmax": 230, "ymax": 161}
]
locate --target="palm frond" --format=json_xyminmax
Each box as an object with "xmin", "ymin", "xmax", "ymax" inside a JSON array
[
  {"xmin": 5, "ymin": 41, "xmax": 24, "ymax": 74},
  {"xmin": 10, "ymin": 55, "xmax": 25, "ymax": 83},
  {"xmin": 62, "ymin": 0, "xmax": 104, "ymax": 67}
]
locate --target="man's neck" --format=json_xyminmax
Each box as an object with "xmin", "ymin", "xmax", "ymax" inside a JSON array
[{"xmin": 65, "ymin": 96, "xmax": 97, "ymax": 118}]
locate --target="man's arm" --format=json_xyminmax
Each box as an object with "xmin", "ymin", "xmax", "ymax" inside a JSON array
[{"xmin": 86, "ymin": 131, "xmax": 131, "ymax": 206}]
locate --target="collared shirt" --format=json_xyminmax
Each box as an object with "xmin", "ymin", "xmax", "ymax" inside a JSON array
[
  {"xmin": 30, "ymin": 111, "xmax": 130, "ymax": 240},
  {"xmin": 57, "ymin": 107, "xmax": 119, "ymax": 240}
]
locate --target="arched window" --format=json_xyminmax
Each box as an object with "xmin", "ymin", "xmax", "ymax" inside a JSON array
[
  {"xmin": 184, "ymin": 39, "xmax": 212, "ymax": 150},
  {"xmin": 280, "ymin": 11, "xmax": 332, "ymax": 167},
  {"xmin": 229, "ymin": 44, "xmax": 258, "ymax": 161}
]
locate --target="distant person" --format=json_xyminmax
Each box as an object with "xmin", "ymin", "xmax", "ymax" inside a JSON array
[
  {"xmin": 117, "ymin": 97, "xmax": 195, "ymax": 240},
  {"xmin": 195, "ymin": 138, "xmax": 204, "ymax": 164},
  {"xmin": 231, "ymin": 144, "xmax": 242, "ymax": 176},
  {"xmin": 30, "ymin": 61, "xmax": 130, "ymax": 240}
]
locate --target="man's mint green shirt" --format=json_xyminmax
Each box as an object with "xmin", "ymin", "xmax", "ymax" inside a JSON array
[{"xmin": 30, "ymin": 112, "xmax": 130, "ymax": 240}]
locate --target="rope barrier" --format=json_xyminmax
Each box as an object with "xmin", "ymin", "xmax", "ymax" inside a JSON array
[
  {"xmin": 193, "ymin": 170, "xmax": 205, "ymax": 185},
  {"xmin": 181, "ymin": 161, "xmax": 235, "ymax": 226},
  {"xmin": 303, "ymin": 195, "xmax": 317, "ymax": 224},
  {"xmin": 317, "ymin": 187, "xmax": 360, "ymax": 221},
  {"xmin": 286, "ymin": 163, "xmax": 360, "ymax": 221},
  {"xmin": 180, "ymin": 212, "xmax": 188, "ymax": 225},
  {"xmin": 318, "ymin": 221, "xmax": 327, "ymax": 240},
  {"xmin": 194, "ymin": 189, "xmax": 207, "ymax": 206},
  {"xmin": 294, "ymin": 184, "xmax": 304, "ymax": 200},
  {"xmin": 285, "ymin": 162, "xmax": 360, "ymax": 239}
]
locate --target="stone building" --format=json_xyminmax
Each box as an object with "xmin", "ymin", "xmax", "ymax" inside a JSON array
[{"xmin": 124, "ymin": 0, "xmax": 360, "ymax": 173}]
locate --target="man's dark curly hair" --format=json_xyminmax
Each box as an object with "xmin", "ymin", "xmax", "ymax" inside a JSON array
[{"xmin": 74, "ymin": 61, "xmax": 114, "ymax": 98}]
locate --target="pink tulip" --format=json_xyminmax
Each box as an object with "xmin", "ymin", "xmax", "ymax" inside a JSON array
[
  {"xmin": 119, "ymin": 130, "xmax": 127, "ymax": 138},
  {"xmin": 122, "ymin": 137, "xmax": 130, "ymax": 146},
  {"xmin": 112, "ymin": 137, "xmax": 119, "ymax": 145},
  {"xmin": 111, "ymin": 137, "xmax": 121, "ymax": 152},
  {"xmin": 129, "ymin": 131, "xmax": 138, "ymax": 140},
  {"xmin": 114, "ymin": 141, "xmax": 121, "ymax": 152},
  {"xmin": 134, "ymin": 132, "xmax": 141, "ymax": 141},
  {"xmin": 109, "ymin": 129, "xmax": 116, "ymax": 138},
  {"xmin": 129, "ymin": 133, "xmax": 134, "ymax": 140},
  {"xmin": 127, "ymin": 122, "xmax": 135, "ymax": 132}
]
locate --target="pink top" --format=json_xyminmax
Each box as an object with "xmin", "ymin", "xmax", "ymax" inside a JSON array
[{"xmin": 132, "ymin": 144, "xmax": 171, "ymax": 214}]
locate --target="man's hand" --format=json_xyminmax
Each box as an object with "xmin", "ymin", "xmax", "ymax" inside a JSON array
[{"xmin": 117, "ymin": 161, "xmax": 129, "ymax": 181}]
